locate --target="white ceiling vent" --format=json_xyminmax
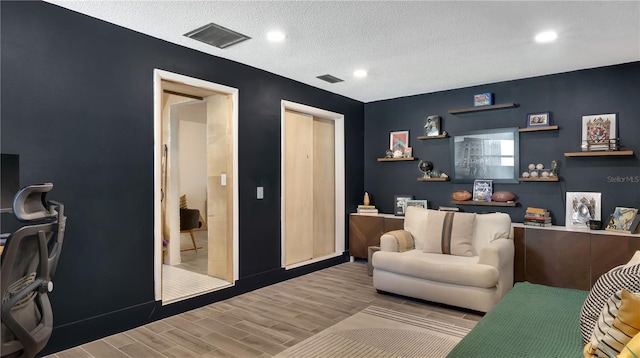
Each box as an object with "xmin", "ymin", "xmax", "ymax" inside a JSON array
[
  {"xmin": 316, "ymin": 74, "xmax": 344, "ymax": 84},
  {"xmin": 184, "ymin": 23, "xmax": 250, "ymax": 49}
]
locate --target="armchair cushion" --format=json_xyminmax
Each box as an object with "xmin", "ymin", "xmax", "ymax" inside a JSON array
[
  {"xmin": 373, "ymin": 250, "xmax": 499, "ymax": 288},
  {"xmin": 423, "ymin": 210, "xmax": 476, "ymax": 257}
]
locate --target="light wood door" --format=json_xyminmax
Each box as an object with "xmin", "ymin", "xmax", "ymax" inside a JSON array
[
  {"xmin": 284, "ymin": 110, "xmax": 336, "ymax": 265},
  {"xmin": 313, "ymin": 118, "xmax": 335, "ymax": 257},
  {"xmin": 284, "ymin": 110, "xmax": 314, "ymax": 265}
]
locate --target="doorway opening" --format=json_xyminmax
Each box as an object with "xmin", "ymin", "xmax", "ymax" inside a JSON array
[
  {"xmin": 281, "ymin": 100, "xmax": 345, "ymax": 269},
  {"xmin": 153, "ymin": 69, "xmax": 238, "ymax": 304}
]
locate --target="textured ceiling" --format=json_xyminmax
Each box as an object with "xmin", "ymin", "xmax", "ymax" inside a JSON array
[{"xmin": 44, "ymin": 1, "xmax": 640, "ymax": 103}]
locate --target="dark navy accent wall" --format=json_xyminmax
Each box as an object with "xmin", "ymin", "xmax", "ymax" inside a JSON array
[
  {"xmin": 364, "ymin": 63, "xmax": 640, "ymax": 224},
  {"xmin": 1, "ymin": 2, "xmax": 364, "ymax": 353}
]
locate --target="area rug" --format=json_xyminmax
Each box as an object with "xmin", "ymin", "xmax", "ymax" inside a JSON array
[{"xmin": 276, "ymin": 305, "xmax": 472, "ymax": 358}]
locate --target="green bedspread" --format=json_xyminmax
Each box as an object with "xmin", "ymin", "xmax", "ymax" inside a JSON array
[{"xmin": 447, "ymin": 282, "xmax": 588, "ymax": 358}]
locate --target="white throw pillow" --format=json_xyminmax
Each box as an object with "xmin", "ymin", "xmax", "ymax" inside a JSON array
[
  {"xmin": 403, "ymin": 206, "xmax": 430, "ymax": 250},
  {"xmin": 423, "ymin": 210, "xmax": 476, "ymax": 257}
]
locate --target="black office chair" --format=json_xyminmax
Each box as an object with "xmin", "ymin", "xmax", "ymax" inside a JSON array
[{"xmin": 1, "ymin": 183, "xmax": 66, "ymax": 358}]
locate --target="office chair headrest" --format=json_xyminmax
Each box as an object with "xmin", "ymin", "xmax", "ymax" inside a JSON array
[{"xmin": 12, "ymin": 183, "xmax": 57, "ymax": 222}]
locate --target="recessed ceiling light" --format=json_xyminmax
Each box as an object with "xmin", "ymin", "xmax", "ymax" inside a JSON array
[
  {"xmin": 266, "ymin": 30, "xmax": 286, "ymax": 42},
  {"xmin": 353, "ymin": 69, "xmax": 368, "ymax": 78},
  {"xmin": 535, "ymin": 31, "xmax": 558, "ymax": 43}
]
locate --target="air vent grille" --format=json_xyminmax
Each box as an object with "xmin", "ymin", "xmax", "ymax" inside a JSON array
[
  {"xmin": 184, "ymin": 23, "xmax": 250, "ymax": 49},
  {"xmin": 316, "ymin": 74, "xmax": 344, "ymax": 84}
]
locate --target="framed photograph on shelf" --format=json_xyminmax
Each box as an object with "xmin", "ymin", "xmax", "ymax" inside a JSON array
[
  {"xmin": 581, "ymin": 113, "xmax": 617, "ymax": 151},
  {"xmin": 394, "ymin": 195, "xmax": 414, "ymax": 216},
  {"xmin": 472, "ymin": 179, "xmax": 493, "ymax": 202},
  {"xmin": 390, "ymin": 131, "xmax": 409, "ymax": 153},
  {"xmin": 405, "ymin": 199, "xmax": 429, "ymax": 210},
  {"xmin": 565, "ymin": 192, "xmax": 601, "ymax": 229},
  {"xmin": 424, "ymin": 116, "xmax": 441, "ymax": 136},
  {"xmin": 605, "ymin": 207, "xmax": 640, "ymax": 234},
  {"xmin": 474, "ymin": 92, "xmax": 494, "ymax": 107},
  {"xmin": 527, "ymin": 112, "xmax": 550, "ymax": 127}
]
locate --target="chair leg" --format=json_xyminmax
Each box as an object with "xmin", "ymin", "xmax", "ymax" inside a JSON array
[{"xmin": 189, "ymin": 230, "xmax": 197, "ymax": 253}]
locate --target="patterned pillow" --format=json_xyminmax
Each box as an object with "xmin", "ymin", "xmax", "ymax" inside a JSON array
[
  {"xmin": 422, "ymin": 210, "xmax": 476, "ymax": 257},
  {"xmin": 585, "ymin": 289, "xmax": 640, "ymax": 357},
  {"xmin": 618, "ymin": 331, "xmax": 640, "ymax": 358},
  {"xmin": 580, "ymin": 264, "xmax": 640, "ymax": 344}
]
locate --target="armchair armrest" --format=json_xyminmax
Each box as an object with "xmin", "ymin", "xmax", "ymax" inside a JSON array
[
  {"xmin": 478, "ymin": 238, "xmax": 514, "ymax": 269},
  {"xmin": 479, "ymin": 238, "xmax": 515, "ymax": 299},
  {"xmin": 380, "ymin": 230, "xmax": 415, "ymax": 252}
]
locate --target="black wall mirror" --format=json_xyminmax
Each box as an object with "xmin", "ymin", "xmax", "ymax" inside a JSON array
[{"xmin": 450, "ymin": 127, "xmax": 519, "ymax": 183}]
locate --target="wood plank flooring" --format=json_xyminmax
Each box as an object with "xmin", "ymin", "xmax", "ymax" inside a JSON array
[{"xmin": 47, "ymin": 262, "xmax": 481, "ymax": 358}]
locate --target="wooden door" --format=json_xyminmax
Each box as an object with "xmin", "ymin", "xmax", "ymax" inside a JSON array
[
  {"xmin": 313, "ymin": 117, "xmax": 335, "ymax": 257},
  {"xmin": 284, "ymin": 110, "xmax": 314, "ymax": 265}
]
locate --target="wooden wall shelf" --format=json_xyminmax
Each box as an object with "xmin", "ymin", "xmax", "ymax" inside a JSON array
[
  {"xmin": 377, "ymin": 157, "xmax": 416, "ymax": 162},
  {"xmin": 564, "ymin": 150, "xmax": 634, "ymax": 157},
  {"xmin": 417, "ymin": 177, "xmax": 449, "ymax": 182},
  {"xmin": 519, "ymin": 126, "xmax": 559, "ymax": 132},
  {"xmin": 448, "ymin": 103, "xmax": 518, "ymax": 114},
  {"xmin": 451, "ymin": 200, "xmax": 517, "ymax": 207},
  {"xmin": 417, "ymin": 134, "xmax": 449, "ymax": 140},
  {"xmin": 519, "ymin": 177, "xmax": 559, "ymax": 182}
]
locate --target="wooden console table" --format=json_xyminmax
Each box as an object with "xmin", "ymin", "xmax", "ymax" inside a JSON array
[
  {"xmin": 349, "ymin": 213, "xmax": 404, "ymax": 259},
  {"xmin": 513, "ymin": 224, "xmax": 640, "ymax": 290}
]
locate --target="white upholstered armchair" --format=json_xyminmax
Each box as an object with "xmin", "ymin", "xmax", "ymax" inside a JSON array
[{"xmin": 372, "ymin": 206, "xmax": 514, "ymax": 312}]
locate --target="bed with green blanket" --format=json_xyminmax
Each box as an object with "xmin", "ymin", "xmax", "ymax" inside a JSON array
[{"xmin": 447, "ymin": 282, "xmax": 588, "ymax": 358}]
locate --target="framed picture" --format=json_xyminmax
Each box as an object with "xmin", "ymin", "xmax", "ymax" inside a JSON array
[
  {"xmin": 605, "ymin": 207, "xmax": 640, "ymax": 234},
  {"xmin": 527, "ymin": 112, "xmax": 550, "ymax": 127},
  {"xmin": 405, "ymin": 199, "xmax": 428, "ymax": 211},
  {"xmin": 394, "ymin": 195, "xmax": 414, "ymax": 216},
  {"xmin": 474, "ymin": 92, "xmax": 493, "ymax": 107},
  {"xmin": 581, "ymin": 113, "xmax": 617, "ymax": 151},
  {"xmin": 450, "ymin": 127, "xmax": 519, "ymax": 183},
  {"xmin": 390, "ymin": 131, "xmax": 409, "ymax": 153},
  {"xmin": 472, "ymin": 179, "xmax": 493, "ymax": 202},
  {"xmin": 424, "ymin": 115, "xmax": 441, "ymax": 136},
  {"xmin": 566, "ymin": 192, "xmax": 601, "ymax": 229}
]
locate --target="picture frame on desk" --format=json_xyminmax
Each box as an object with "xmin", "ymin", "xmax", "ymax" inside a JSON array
[
  {"xmin": 394, "ymin": 195, "xmax": 414, "ymax": 216},
  {"xmin": 566, "ymin": 192, "xmax": 601, "ymax": 229},
  {"xmin": 581, "ymin": 113, "xmax": 617, "ymax": 151},
  {"xmin": 605, "ymin": 207, "xmax": 640, "ymax": 234}
]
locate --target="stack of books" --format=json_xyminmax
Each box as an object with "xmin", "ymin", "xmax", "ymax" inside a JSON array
[
  {"xmin": 357, "ymin": 205, "xmax": 378, "ymax": 215},
  {"xmin": 524, "ymin": 207, "xmax": 551, "ymax": 227}
]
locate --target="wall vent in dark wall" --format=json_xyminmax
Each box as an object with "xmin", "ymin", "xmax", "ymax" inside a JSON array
[
  {"xmin": 317, "ymin": 74, "xmax": 344, "ymax": 83},
  {"xmin": 184, "ymin": 23, "xmax": 250, "ymax": 49}
]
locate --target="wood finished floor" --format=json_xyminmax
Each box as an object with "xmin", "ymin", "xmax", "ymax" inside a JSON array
[{"xmin": 47, "ymin": 262, "xmax": 481, "ymax": 358}]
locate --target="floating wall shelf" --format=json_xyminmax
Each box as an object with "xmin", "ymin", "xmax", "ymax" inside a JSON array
[
  {"xmin": 519, "ymin": 177, "xmax": 559, "ymax": 182},
  {"xmin": 417, "ymin": 177, "xmax": 449, "ymax": 182},
  {"xmin": 519, "ymin": 126, "xmax": 559, "ymax": 132},
  {"xmin": 417, "ymin": 134, "xmax": 449, "ymax": 140},
  {"xmin": 451, "ymin": 200, "xmax": 517, "ymax": 207},
  {"xmin": 448, "ymin": 103, "xmax": 519, "ymax": 114},
  {"xmin": 564, "ymin": 150, "xmax": 634, "ymax": 157},
  {"xmin": 377, "ymin": 157, "xmax": 417, "ymax": 162}
]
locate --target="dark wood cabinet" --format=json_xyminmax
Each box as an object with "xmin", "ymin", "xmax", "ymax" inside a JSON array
[
  {"xmin": 513, "ymin": 224, "xmax": 640, "ymax": 290},
  {"xmin": 349, "ymin": 214, "xmax": 404, "ymax": 259}
]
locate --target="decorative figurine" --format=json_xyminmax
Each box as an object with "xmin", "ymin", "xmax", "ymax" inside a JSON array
[
  {"xmin": 551, "ymin": 160, "xmax": 558, "ymax": 176},
  {"xmin": 385, "ymin": 149, "xmax": 393, "ymax": 158},
  {"xmin": 364, "ymin": 192, "xmax": 370, "ymax": 206}
]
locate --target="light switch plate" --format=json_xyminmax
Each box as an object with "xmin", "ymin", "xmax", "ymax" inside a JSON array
[
  {"xmin": 257, "ymin": 186, "xmax": 264, "ymax": 199},
  {"xmin": 221, "ymin": 173, "xmax": 227, "ymax": 186}
]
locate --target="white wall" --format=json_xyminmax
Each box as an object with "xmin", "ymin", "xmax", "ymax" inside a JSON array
[{"xmin": 178, "ymin": 103, "xmax": 207, "ymax": 216}]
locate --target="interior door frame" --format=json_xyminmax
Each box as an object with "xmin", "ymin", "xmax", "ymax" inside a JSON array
[
  {"xmin": 280, "ymin": 100, "xmax": 345, "ymax": 269},
  {"xmin": 153, "ymin": 69, "xmax": 239, "ymax": 301}
]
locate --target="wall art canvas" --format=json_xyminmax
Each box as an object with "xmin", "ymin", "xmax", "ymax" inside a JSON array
[
  {"xmin": 424, "ymin": 115, "xmax": 441, "ymax": 136},
  {"xmin": 566, "ymin": 192, "xmax": 601, "ymax": 229},
  {"xmin": 474, "ymin": 92, "xmax": 493, "ymax": 107},
  {"xmin": 605, "ymin": 207, "xmax": 640, "ymax": 234},
  {"xmin": 581, "ymin": 113, "xmax": 617, "ymax": 151}
]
